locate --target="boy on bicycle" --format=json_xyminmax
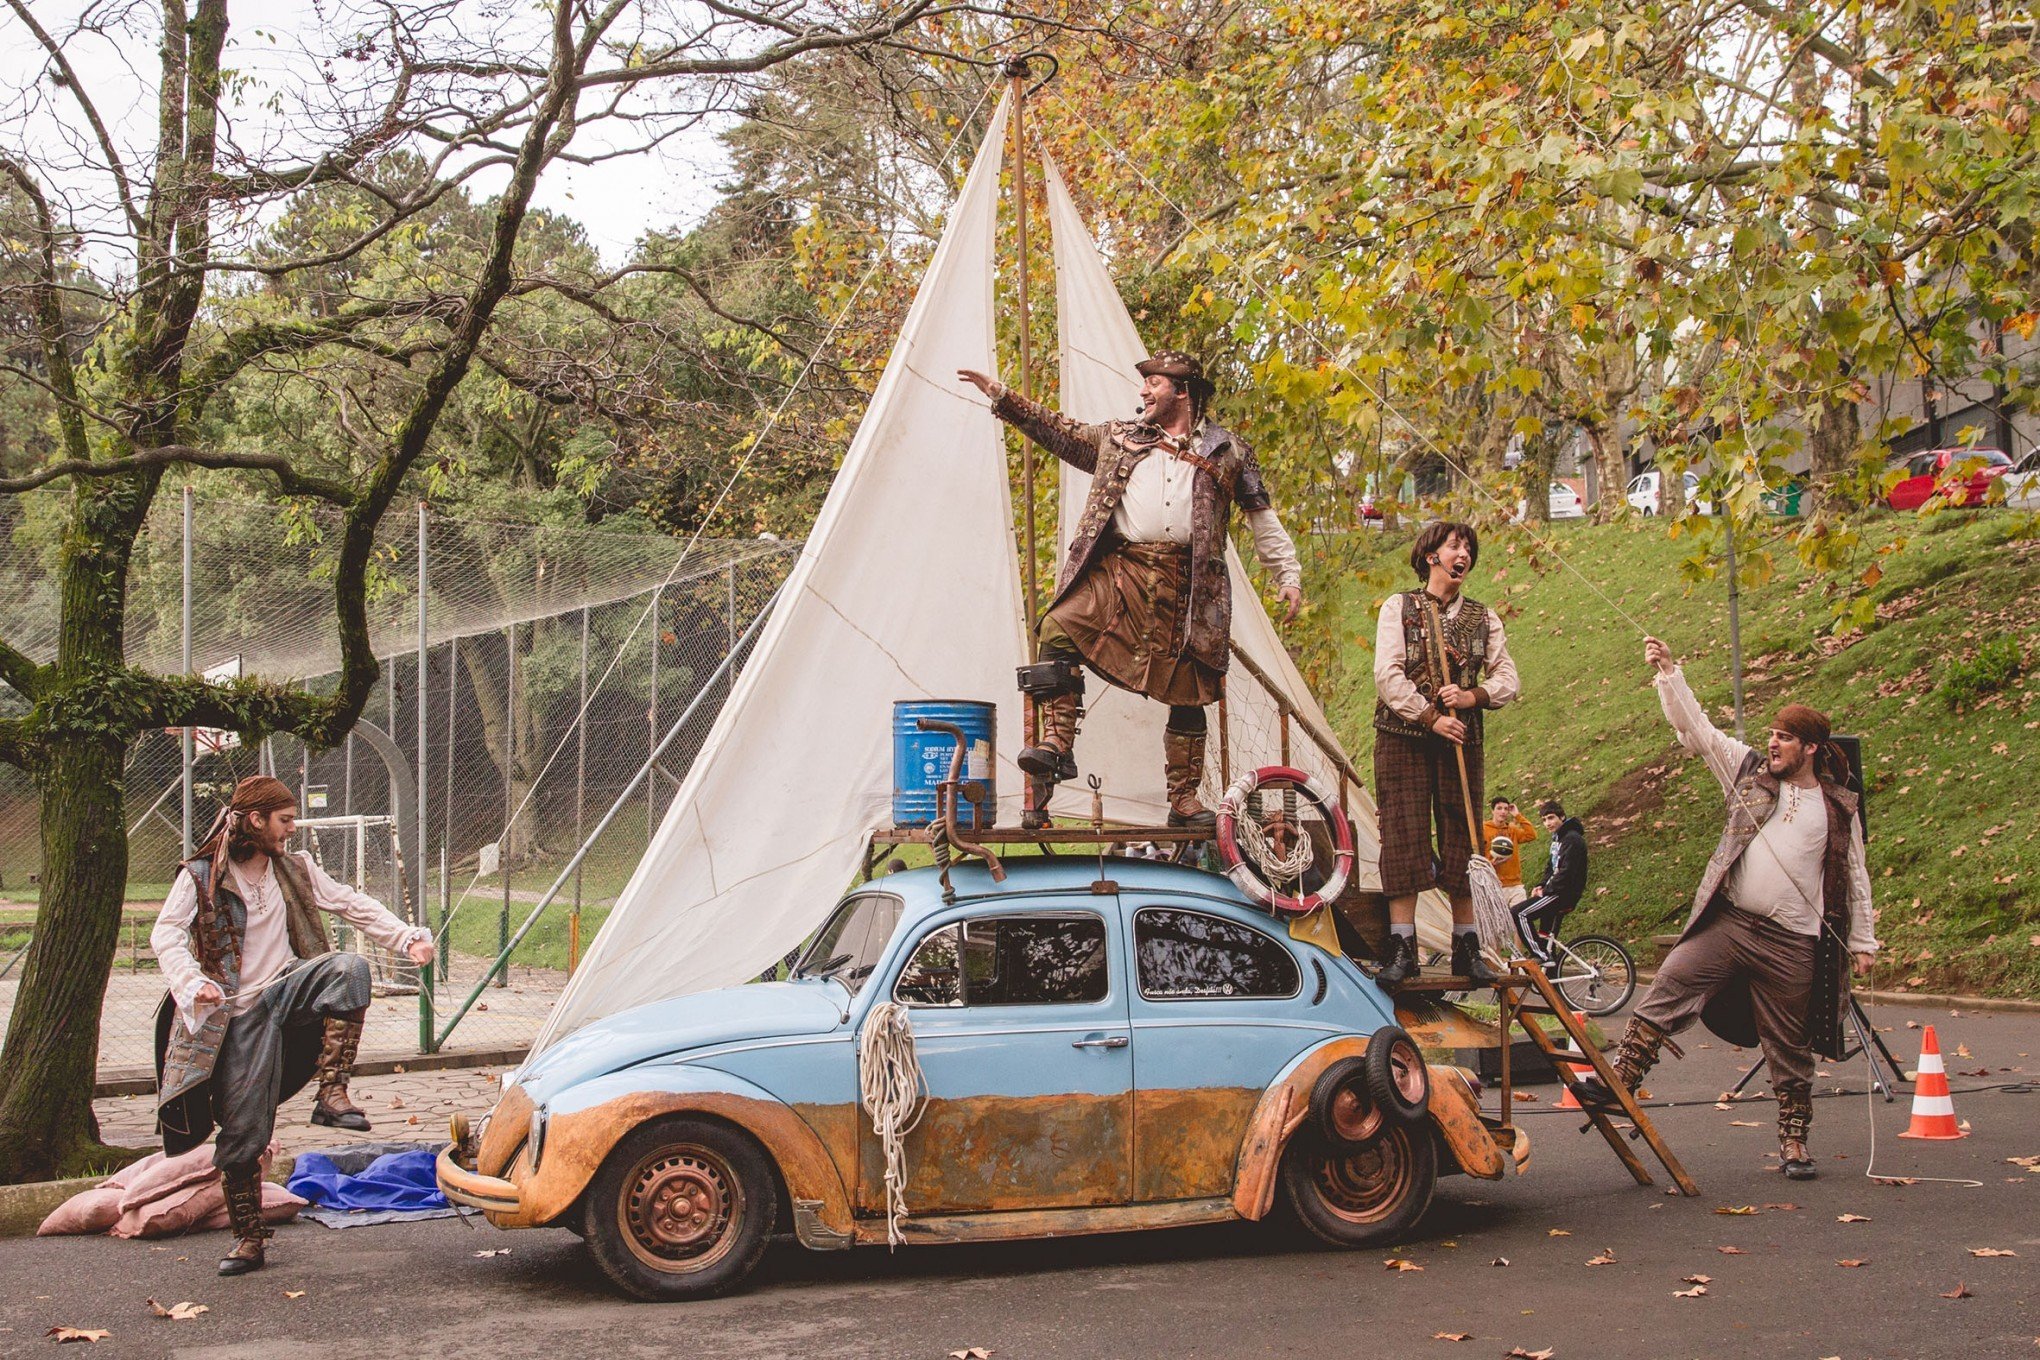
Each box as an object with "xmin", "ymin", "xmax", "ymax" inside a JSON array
[{"xmin": 1515, "ymin": 799, "xmax": 1586, "ymax": 964}]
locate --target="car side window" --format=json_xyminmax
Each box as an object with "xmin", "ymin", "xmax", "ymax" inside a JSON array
[
  {"xmin": 1134, "ymin": 908, "xmax": 1301, "ymax": 1001},
  {"xmin": 895, "ymin": 924, "xmax": 962, "ymax": 1006},
  {"xmin": 895, "ymin": 914, "xmax": 1108, "ymax": 1007}
]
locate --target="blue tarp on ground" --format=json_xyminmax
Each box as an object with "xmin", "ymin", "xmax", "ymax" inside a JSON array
[{"xmin": 288, "ymin": 1144, "xmax": 448, "ymax": 1213}]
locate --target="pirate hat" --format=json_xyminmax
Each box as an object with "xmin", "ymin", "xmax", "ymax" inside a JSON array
[{"xmin": 1136, "ymin": 350, "xmax": 1216, "ymax": 403}]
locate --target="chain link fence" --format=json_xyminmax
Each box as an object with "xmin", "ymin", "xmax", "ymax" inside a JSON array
[{"xmin": 0, "ymin": 492, "xmax": 798, "ymax": 1078}]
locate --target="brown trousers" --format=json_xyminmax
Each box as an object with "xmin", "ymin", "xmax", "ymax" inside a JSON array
[
  {"xmin": 1636, "ymin": 908, "xmax": 1816, "ymax": 1100},
  {"xmin": 1372, "ymin": 727, "xmax": 1484, "ymax": 898}
]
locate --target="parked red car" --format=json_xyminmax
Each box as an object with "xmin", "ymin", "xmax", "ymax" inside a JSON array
[{"xmin": 1885, "ymin": 448, "xmax": 2013, "ymax": 510}]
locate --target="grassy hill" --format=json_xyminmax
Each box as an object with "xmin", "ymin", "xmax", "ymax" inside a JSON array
[{"xmin": 1292, "ymin": 510, "xmax": 2039, "ymax": 999}]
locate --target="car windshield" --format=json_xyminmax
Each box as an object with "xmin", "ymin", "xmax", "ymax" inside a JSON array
[{"xmin": 791, "ymin": 892, "xmax": 903, "ymax": 996}]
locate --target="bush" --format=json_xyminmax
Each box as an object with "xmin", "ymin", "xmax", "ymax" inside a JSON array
[{"xmin": 1939, "ymin": 636, "xmax": 2023, "ymax": 711}]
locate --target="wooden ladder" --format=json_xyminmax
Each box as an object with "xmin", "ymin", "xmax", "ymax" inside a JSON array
[{"xmin": 1499, "ymin": 960, "xmax": 1698, "ymax": 1195}]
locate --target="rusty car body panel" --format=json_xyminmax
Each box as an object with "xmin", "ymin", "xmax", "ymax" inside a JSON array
[{"xmin": 439, "ymin": 857, "xmax": 1524, "ymax": 1259}]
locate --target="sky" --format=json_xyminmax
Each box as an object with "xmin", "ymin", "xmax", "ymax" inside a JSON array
[{"xmin": 3, "ymin": 0, "xmax": 736, "ymax": 273}]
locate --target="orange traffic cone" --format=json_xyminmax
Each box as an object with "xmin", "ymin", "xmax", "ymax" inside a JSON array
[
  {"xmin": 1898, "ymin": 1025, "xmax": 1967, "ymax": 1140},
  {"xmin": 1555, "ymin": 1011, "xmax": 1594, "ymax": 1110}
]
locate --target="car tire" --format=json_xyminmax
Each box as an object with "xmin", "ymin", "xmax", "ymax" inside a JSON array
[
  {"xmin": 1308, "ymin": 1057, "xmax": 1385, "ymax": 1152},
  {"xmin": 583, "ymin": 1116, "xmax": 777, "ymax": 1301},
  {"xmin": 1364, "ymin": 1025, "xmax": 1429, "ymax": 1125},
  {"xmin": 1280, "ymin": 1123, "xmax": 1437, "ymax": 1248}
]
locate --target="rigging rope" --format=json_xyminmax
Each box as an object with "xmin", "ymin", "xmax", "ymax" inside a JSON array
[{"xmin": 857, "ymin": 999, "xmax": 928, "ymax": 1248}]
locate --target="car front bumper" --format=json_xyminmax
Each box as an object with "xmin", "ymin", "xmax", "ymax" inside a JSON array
[{"xmin": 436, "ymin": 1142, "xmax": 523, "ymax": 1215}]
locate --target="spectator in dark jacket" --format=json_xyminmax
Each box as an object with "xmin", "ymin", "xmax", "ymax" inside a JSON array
[{"xmin": 1515, "ymin": 800, "xmax": 1587, "ymax": 963}]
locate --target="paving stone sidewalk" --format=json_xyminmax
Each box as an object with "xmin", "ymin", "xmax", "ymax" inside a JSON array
[{"xmin": 92, "ymin": 1065, "xmax": 507, "ymax": 1160}]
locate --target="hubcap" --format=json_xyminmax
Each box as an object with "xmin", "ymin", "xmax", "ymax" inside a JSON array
[
  {"xmin": 620, "ymin": 1147, "xmax": 741, "ymax": 1272},
  {"xmin": 1313, "ymin": 1129, "xmax": 1415, "ymax": 1225},
  {"xmin": 1328, "ymin": 1085, "xmax": 1384, "ymax": 1144}
]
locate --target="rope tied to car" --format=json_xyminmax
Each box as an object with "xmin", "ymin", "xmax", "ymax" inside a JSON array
[{"xmin": 857, "ymin": 1000, "xmax": 928, "ymax": 1249}]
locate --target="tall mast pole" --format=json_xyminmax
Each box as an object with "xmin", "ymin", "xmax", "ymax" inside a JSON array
[{"xmin": 1008, "ymin": 56, "xmax": 1039, "ymax": 649}]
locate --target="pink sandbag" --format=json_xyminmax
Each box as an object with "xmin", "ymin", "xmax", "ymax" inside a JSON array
[{"xmin": 38, "ymin": 1140, "xmax": 302, "ymax": 1238}]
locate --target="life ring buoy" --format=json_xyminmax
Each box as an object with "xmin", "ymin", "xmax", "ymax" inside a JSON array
[{"xmin": 1215, "ymin": 765, "xmax": 1355, "ymax": 917}]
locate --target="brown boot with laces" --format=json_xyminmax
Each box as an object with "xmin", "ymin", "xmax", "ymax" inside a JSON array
[
  {"xmin": 217, "ymin": 1167, "xmax": 272, "ymax": 1276},
  {"xmin": 311, "ymin": 1013, "xmax": 371, "ymax": 1131},
  {"xmin": 1573, "ymin": 1016, "xmax": 1672, "ymax": 1108},
  {"xmin": 1163, "ymin": 729, "xmax": 1216, "ymax": 828},
  {"xmin": 1778, "ymin": 1086, "xmax": 1817, "ymax": 1179}
]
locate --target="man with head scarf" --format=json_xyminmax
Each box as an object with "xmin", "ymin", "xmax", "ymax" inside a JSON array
[
  {"xmin": 1575, "ymin": 640, "xmax": 1878, "ymax": 1180},
  {"xmin": 151, "ymin": 775, "xmax": 436, "ymax": 1274},
  {"xmin": 959, "ymin": 353, "xmax": 1305, "ymax": 828}
]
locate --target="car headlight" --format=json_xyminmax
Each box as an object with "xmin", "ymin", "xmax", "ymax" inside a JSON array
[{"xmin": 527, "ymin": 1106, "xmax": 548, "ymax": 1174}]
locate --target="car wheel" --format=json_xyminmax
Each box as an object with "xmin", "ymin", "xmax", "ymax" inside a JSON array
[
  {"xmin": 1281, "ymin": 1124, "xmax": 1437, "ymax": 1247},
  {"xmin": 1309, "ymin": 1057, "xmax": 1385, "ymax": 1151},
  {"xmin": 584, "ymin": 1117, "xmax": 777, "ymax": 1301},
  {"xmin": 1364, "ymin": 1025, "xmax": 1429, "ymax": 1125}
]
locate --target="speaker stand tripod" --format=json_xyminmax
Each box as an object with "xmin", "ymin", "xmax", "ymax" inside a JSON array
[{"xmin": 1726, "ymin": 994, "xmax": 1906, "ymax": 1103}]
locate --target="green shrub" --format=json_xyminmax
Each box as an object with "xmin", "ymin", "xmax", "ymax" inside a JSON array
[{"xmin": 1939, "ymin": 636, "xmax": 2022, "ymax": 711}]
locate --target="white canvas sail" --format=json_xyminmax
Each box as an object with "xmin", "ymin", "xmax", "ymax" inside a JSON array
[
  {"xmin": 1040, "ymin": 156, "xmax": 1454, "ymax": 949},
  {"xmin": 532, "ymin": 95, "xmax": 1024, "ymax": 1050}
]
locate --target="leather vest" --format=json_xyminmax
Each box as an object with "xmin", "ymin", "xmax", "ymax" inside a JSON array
[{"xmin": 1373, "ymin": 590, "xmax": 1490, "ymax": 743}]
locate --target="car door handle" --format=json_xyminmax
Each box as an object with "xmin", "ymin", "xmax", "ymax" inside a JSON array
[{"xmin": 1071, "ymin": 1035, "xmax": 1129, "ymax": 1050}]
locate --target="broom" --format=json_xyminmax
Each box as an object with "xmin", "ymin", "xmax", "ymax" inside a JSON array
[{"xmin": 1418, "ymin": 594, "xmax": 1518, "ymax": 966}]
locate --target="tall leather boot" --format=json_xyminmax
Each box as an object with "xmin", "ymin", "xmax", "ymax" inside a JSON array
[
  {"xmin": 1163, "ymin": 729, "xmax": 1216, "ymax": 828},
  {"xmin": 1777, "ymin": 1085, "xmax": 1816, "ymax": 1180},
  {"xmin": 1017, "ymin": 690, "xmax": 1080, "ymax": 785},
  {"xmin": 217, "ymin": 1166, "xmax": 271, "ymax": 1276},
  {"xmin": 1573, "ymin": 1016, "xmax": 1671, "ymax": 1107},
  {"xmin": 311, "ymin": 1013, "xmax": 372, "ymax": 1131}
]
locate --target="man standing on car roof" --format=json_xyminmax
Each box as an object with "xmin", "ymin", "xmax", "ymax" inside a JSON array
[
  {"xmin": 1574, "ymin": 640, "xmax": 1878, "ymax": 1181},
  {"xmin": 957, "ymin": 353, "xmax": 1305, "ymax": 828}
]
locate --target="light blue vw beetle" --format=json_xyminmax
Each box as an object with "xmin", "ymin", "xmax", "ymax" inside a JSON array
[{"xmin": 437, "ymin": 856, "xmax": 1525, "ymax": 1300}]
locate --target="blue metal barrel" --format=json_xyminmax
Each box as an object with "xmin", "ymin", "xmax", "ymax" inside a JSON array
[{"xmin": 892, "ymin": 700, "xmax": 997, "ymax": 829}]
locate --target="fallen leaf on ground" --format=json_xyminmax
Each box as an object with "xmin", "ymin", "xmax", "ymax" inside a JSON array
[
  {"xmin": 1837, "ymin": 1214, "xmax": 1871, "ymax": 1223},
  {"xmin": 1505, "ymin": 1349, "xmax": 1554, "ymax": 1359},
  {"xmin": 284, "ymin": 1291, "xmax": 306, "ymax": 1299},
  {"xmin": 1490, "ymin": 1257, "xmax": 1511, "ymax": 1267},
  {"xmin": 1585, "ymin": 1250, "xmax": 1616, "ymax": 1266},
  {"xmin": 388, "ymin": 1096, "xmax": 406, "ymax": 1109},
  {"xmin": 146, "ymin": 1300, "xmax": 208, "ymax": 1321},
  {"xmin": 1682, "ymin": 1275, "xmax": 1712, "ymax": 1285},
  {"xmin": 1715, "ymin": 1206, "xmax": 1759, "ymax": 1216},
  {"xmin": 473, "ymin": 1248, "xmax": 512, "ymax": 1258},
  {"xmin": 1728, "ymin": 1120, "xmax": 1763, "ymax": 1128},
  {"xmin": 1431, "ymin": 1332, "xmax": 1472, "ymax": 1342},
  {"xmin": 1763, "ymin": 1203, "xmax": 1800, "ymax": 1212},
  {"xmin": 1717, "ymin": 1246, "xmax": 1746, "ymax": 1255},
  {"xmin": 1673, "ymin": 1285, "xmax": 1708, "ymax": 1298},
  {"xmin": 1385, "ymin": 1257, "xmax": 1423, "ymax": 1271},
  {"xmin": 1713, "ymin": 1102, "xmax": 1733, "ymax": 1111},
  {"xmin": 1968, "ymin": 1248, "xmax": 2017, "ymax": 1258},
  {"xmin": 1838, "ymin": 1259, "xmax": 1868, "ymax": 1268},
  {"xmin": 1941, "ymin": 1283, "xmax": 1973, "ymax": 1299},
  {"xmin": 1513, "ymin": 1091, "xmax": 1540, "ymax": 1102},
  {"xmin": 1872, "ymin": 1176, "xmax": 1920, "ymax": 1186},
  {"xmin": 947, "ymin": 1349, "xmax": 993, "ymax": 1359},
  {"xmin": 1547, "ymin": 1228, "xmax": 1571, "ymax": 1237},
  {"xmin": 1956, "ymin": 1044, "xmax": 1974, "ymax": 1058},
  {"xmin": 47, "ymin": 1328, "xmax": 109, "ymax": 1344}
]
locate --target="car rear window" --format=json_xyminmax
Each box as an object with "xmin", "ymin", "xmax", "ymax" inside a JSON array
[{"xmin": 1134, "ymin": 907, "xmax": 1301, "ymax": 1001}]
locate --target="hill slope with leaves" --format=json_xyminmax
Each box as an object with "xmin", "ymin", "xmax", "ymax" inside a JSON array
[{"xmin": 1292, "ymin": 513, "xmax": 2039, "ymax": 999}]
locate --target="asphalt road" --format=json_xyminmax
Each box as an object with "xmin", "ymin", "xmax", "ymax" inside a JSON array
[{"xmin": 3, "ymin": 998, "xmax": 2035, "ymax": 1360}]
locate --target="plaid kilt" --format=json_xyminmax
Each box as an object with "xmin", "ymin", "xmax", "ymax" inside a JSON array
[
  {"xmin": 1042, "ymin": 540, "xmax": 1222, "ymax": 707},
  {"xmin": 1373, "ymin": 727, "xmax": 1485, "ymax": 898}
]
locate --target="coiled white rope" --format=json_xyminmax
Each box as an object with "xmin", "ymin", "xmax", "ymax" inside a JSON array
[{"xmin": 857, "ymin": 1000, "xmax": 928, "ymax": 1248}]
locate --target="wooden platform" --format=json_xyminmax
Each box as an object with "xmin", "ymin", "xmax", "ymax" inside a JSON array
[{"xmin": 872, "ymin": 823, "xmax": 1214, "ymax": 846}]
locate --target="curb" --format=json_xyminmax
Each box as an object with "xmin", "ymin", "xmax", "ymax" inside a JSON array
[
  {"xmin": 92, "ymin": 1045, "xmax": 528, "ymax": 1099},
  {"xmin": 0, "ymin": 1156, "xmax": 299, "ymax": 1240}
]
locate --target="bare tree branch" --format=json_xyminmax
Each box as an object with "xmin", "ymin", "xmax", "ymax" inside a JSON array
[
  {"xmin": 0, "ymin": 444, "xmax": 357, "ymax": 503},
  {"xmin": 1, "ymin": 0, "xmax": 144, "ymax": 233}
]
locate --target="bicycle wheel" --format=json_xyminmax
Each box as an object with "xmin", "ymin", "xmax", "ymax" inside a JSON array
[{"xmin": 1552, "ymin": 935, "xmax": 1636, "ymax": 1017}]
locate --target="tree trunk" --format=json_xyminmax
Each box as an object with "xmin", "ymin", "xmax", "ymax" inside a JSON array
[
  {"xmin": 1583, "ymin": 423, "xmax": 1625, "ymax": 523},
  {"xmin": 1805, "ymin": 389, "xmax": 1859, "ymax": 517},
  {"xmin": 463, "ymin": 625, "xmax": 542, "ymax": 864}
]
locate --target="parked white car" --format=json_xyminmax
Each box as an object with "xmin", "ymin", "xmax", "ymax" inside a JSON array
[
  {"xmin": 1513, "ymin": 481, "xmax": 1585, "ymax": 521},
  {"xmin": 2003, "ymin": 449, "xmax": 2040, "ymax": 510},
  {"xmin": 1626, "ymin": 470, "xmax": 1712, "ymax": 515}
]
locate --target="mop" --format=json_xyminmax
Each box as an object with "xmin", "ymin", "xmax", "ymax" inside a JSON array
[{"xmin": 1418, "ymin": 594, "xmax": 1518, "ymax": 966}]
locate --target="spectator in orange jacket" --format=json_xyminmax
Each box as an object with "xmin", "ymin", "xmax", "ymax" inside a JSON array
[{"xmin": 1483, "ymin": 796, "xmax": 1539, "ymax": 907}]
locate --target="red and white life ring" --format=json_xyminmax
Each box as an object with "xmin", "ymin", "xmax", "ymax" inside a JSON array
[{"xmin": 1215, "ymin": 765, "xmax": 1355, "ymax": 917}]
